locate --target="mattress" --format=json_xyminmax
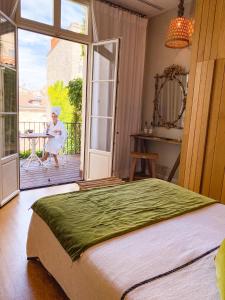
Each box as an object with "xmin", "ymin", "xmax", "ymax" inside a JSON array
[
  {"xmin": 27, "ymin": 203, "xmax": 225, "ymax": 300},
  {"xmin": 31, "ymin": 179, "xmax": 217, "ymax": 262}
]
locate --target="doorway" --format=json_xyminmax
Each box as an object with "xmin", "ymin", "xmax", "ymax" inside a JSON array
[{"xmin": 18, "ymin": 29, "xmax": 87, "ymax": 189}]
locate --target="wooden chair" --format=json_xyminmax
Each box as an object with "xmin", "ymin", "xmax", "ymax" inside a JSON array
[{"xmin": 129, "ymin": 152, "xmax": 159, "ymax": 181}]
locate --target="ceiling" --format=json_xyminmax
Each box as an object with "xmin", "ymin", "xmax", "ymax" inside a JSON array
[{"xmin": 109, "ymin": 0, "xmax": 193, "ymax": 18}]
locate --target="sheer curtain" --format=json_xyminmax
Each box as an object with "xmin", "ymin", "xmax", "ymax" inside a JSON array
[{"xmin": 92, "ymin": 0, "xmax": 148, "ymax": 178}]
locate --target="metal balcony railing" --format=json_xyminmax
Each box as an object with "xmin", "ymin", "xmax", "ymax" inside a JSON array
[{"xmin": 19, "ymin": 122, "xmax": 82, "ymax": 156}]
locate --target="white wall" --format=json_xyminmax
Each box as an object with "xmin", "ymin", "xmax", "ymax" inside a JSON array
[
  {"xmin": 47, "ymin": 39, "xmax": 83, "ymax": 87},
  {"xmin": 142, "ymin": 4, "xmax": 192, "ymax": 181}
]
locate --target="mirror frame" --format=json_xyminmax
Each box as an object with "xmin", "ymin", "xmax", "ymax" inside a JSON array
[{"xmin": 152, "ymin": 64, "xmax": 188, "ymax": 129}]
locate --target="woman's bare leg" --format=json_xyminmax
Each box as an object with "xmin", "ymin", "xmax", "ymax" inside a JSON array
[
  {"xmin": 53, "ymin": 154, "xmax": 59, "ymax": 167},
  {"xmin": 41, "ymin": 152, "xmax": 49, "ymax": 161}
]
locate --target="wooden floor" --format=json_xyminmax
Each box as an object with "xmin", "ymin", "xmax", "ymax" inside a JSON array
[
  {"xmin": 0, "ymin": 184, "xmax": 80, "ymax": 300},
  {"xmin": 20, "ymin": 155, "xmax": 81, "ymax": 190}
]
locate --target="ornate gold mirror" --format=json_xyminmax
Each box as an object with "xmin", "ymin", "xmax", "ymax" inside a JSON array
[{"xmin": 152, "ymin": 65, "xmax": 188, "ymax": 129}]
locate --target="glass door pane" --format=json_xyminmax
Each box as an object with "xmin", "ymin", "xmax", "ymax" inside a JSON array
[
  {"xmin": 90, "ymin": 118, "xmax": 112, "ymax": 152},
  {"xmin": 93, "ymin": 43, "xmax": 117, "ymax": 81},
  {"xmin": 21, "ymin": 0, "xmax": 54, "ymax": 25},
  {"xmin": 91, "ymin": 82, "xmax": 114, "ymax": 117},
  {"xmin": 0, "ymin": 14, "xmax": 18, "ymax": 159},
  {"xmin": 0, "ymin": 115, "xmax": 17, "ymax": 157},
  {"xmin": 61, "ymin": 0, "xmax": 89, "ymax": 34},
  {"xmin": 2, "ymin": 68, "xmax": 17, "ymax": 112},
  {"xmin": 0, "ymin": 15, "xmax": 16, "ymax": 68},
  {"xmin": 89, "ymin": 41, "xmax": 118, "ymax": 153}
]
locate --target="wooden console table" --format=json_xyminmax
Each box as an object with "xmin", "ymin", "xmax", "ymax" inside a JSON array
[{"xmin": 130, "ymin": 134, "xmax": 182, "ymax": 182}]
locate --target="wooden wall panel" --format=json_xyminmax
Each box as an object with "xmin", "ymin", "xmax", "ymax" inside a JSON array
[
  {"xmin": 203, "ymin": 0, "xmax": 217, "ymax": 60},
  {"xmin": 182, "ymin": 60, "xmax": 214, "ymax": 191},
  {"xmin": 179, "ymin": 0, "xmax": 225, "ymax": 202},
  {"xmin": 193, "ymin": 61, "xmax": 215, "ymax": 192},
  {"xmin": 188, "ymin": 62, "xmax": 209, "ymax": 190},
  {"xmin": 197, "ymin": 0, "xmax": 210, "ymax": 61},
  {"xmin": 183, "ymin": 62, "xmax": 205, "ymax": 188},
  {"xmin": 210, "ymin": 0, "xmax": 225, "ymax": 59},
  {"xmin": 221, "ymin": 172, "xmax": 225, "ymax": 204},
  {"xmin": 201, "ymin": 60, "xmax": 225, "ymax": 196},
  {"xmin": 218, "ymin": 0, "xmax": 225, "ymax": 58},
  {"xmin": 208, "ymin": 64, "xmax": 225, "ymax": 199},
  {"xmin": 179, "ymin": 0, "xmax": 204, "ymax": 185}
]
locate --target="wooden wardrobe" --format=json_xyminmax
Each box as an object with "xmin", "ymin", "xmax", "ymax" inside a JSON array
[{"xmin": 179, "ymin": 0, "xmax": 225, "ymax": 203}]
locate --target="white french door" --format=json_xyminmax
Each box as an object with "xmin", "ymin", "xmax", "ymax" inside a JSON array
[
  {"xmin": 85, "ymin": 39, "xmax": 119, "ymax": 180},
  {"xmin": 0, "ymin": 12, "xmax": 19, "ymax": 207}
]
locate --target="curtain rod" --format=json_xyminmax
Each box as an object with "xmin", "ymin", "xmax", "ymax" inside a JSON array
[{"xmin": 98, "ymin": 0, "xmax": 147, "ymax": 18}]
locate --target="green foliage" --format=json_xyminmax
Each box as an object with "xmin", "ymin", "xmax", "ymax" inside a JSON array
[
  {"xmin": 67, "ymin": 78, "xmax": 83, "ymax": 111},
  {"xmin": 48, "ymin": 81, "xmax": 73, "ymax": 123},
  {"xmin": 20, "ymin": 150, "xmax": 42, "ymax": 159},
  {"xmin": 64, "ymin": 123, "xmax": 81, "ymax": 155},
  {"xmin": 67, "ymin": 78, "xmax": 83, "ymax": 122},
  {"xmin": 19, "ymin": 150, "xmax": 31, "ymax": 159}
]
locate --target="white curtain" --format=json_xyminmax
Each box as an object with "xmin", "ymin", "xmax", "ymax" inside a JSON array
[{"xmin": 92, "ymin": 0, "xmax": 148, "ymax": 178}]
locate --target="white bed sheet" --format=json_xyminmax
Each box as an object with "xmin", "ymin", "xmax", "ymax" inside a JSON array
[{"xmin": 27, "ymin": 204, "xmax": 225, "ymax": 300}]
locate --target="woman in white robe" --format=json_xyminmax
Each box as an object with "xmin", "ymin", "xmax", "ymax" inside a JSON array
[{"xmin": 41, "ymin": 107, "xmax": 67, "ymax": 167}]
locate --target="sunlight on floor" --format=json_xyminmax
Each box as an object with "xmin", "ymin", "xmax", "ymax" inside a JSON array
[{"xmin": 0, "ymin": 183, "xmax": 79, "ymax": 299}]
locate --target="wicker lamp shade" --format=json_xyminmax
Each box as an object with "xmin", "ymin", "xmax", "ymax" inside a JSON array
[{"xmin": 165, "ymin": 16, "xmax": 190, "ymax": 48}]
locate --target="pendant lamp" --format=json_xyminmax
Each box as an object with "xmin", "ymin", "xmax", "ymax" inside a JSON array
[{"xmin": 165, "ymin": 0, "xmax": 190, "ymax": 49}]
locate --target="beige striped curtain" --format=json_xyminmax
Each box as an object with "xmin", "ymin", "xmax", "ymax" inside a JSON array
[
  {"xmin": 0, "ymin": 0, "xmax": 18, "ymax": 19},
  {"xmin": 92, "ymin": 0, "xmax": 148, "ymax": 178}
]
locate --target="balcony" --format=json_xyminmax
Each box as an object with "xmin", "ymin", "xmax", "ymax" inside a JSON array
[{"xmin": 19, "ymin": 122, "xmax": 82, "ymax": 190}]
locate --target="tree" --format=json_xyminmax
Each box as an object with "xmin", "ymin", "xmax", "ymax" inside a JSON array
[
  {"xmin": 48, "ymin": 81, "xmax": 73, "ymax": 123},
  {"xmin": 67, "ymin": 78, "xmax": 83, "ymax": 122}
]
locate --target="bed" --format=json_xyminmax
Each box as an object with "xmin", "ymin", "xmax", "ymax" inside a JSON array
[{"xmin": 27, "ymin": 179, "xmax": 225, "ymax": 299}]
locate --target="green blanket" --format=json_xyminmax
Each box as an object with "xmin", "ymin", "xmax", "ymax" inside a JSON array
[{"xmin": 32, "ymin": 179, "xmax": 217, "ymax": 261}]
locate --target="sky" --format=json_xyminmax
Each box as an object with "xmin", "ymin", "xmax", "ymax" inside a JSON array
[
  {"xmin": 19, "ymin": 30, "xmax": 51, "ymax": 91},
  {"xmin": 19, "ymin": 0, "xmax": 87, "ymax": 91}
]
